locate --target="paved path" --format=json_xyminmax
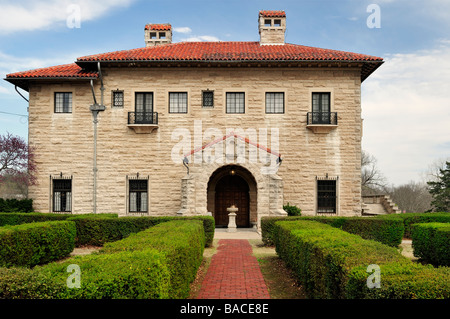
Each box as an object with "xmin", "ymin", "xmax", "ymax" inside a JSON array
[{"xmin": 196, "ymin": 239, "xmax": 270, "ymax": 299}]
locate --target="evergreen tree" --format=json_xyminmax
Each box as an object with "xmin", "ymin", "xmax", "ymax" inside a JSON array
[{"xmin": 427, "ymin": 161, "xmax": 450, "ymax": 212}]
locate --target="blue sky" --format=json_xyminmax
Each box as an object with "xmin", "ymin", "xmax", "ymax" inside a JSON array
[{"xmin": 0, "ymin": 0, "xmax": 449, "ymax": 186}]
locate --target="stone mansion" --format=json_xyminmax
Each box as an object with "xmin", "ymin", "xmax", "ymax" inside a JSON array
[{"xmin": 5, "ymin": 11, "xmax": 383, "ymax": 228}]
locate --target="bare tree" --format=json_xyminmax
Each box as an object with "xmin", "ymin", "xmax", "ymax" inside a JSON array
[
  {"xmin": 386, "ymin": 181, "xmax": 432, "ymax": 213},
  {"xmin": 361, "ymin": 150, "xmax": 387, "ymax": 195}
]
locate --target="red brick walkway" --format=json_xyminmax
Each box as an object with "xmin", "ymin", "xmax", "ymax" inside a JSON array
[{"xmin": 196, "ymin": 239, "xmax": 270, "ymax": 299}]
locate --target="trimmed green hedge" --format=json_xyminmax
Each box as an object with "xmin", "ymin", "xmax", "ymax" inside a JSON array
[
  {"xmin": 0, "ymin": 198, "xmax": 33, "ymax": 213},
  {"xmin": 261, "ymin": 215, "xmax": 404, "ymax": 247},
  {"xmin": 0, "ymin": 219, "xmax": 205, "ymax": 299},
  {"xmin": 411, "ymin": 223, "xmax": 450, "ymax": 266},
  {"xmin": 101, "ymin": 219, "xmax": 205, "ymax": 298},
  {"xmin": 0, "ymin": 212, "xmax": 73, "ymax": 227},
  {"xmin": 273, "ymin": 220, "xmax": 409, "ymax": 299},
  {"xmin": 0, "ymin": 221, "xmax": 76, "ymax": 268},
  {"xmin": 0, "ymin": 249, "xmax": 171, "ymax": 299},
  {"xmin": 0, "ymin": 213, "xmax": 214, "ymax": 248},
  {"xmin": 378, "ymin": 212, "xmax": 450, "ymax": 238}
]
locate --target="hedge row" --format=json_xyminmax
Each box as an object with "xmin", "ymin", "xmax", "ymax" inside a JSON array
[
  {"xmin": 261, "ymin": 215, "xmax": 404, "ymax": 247},
  {"xmin": 0, "ymin": 221, "xmax": 76, "ymax": 268},
  {"xmin": 273, "ymin": 220, "xmax": 450, "ymax": 299},
  {"xmin": 101, "ymin": 219, "xmax": 205, "ymax": 298},
  {"xmin": 0, "ymin": 199, "xmax": 33, "ymax": 213},
  {"xmin": 411, "ymin": 223, "xmax": 450, "ymax": 266},
  {"xmin": 0, "ymin": 220, "xmax": 205, "ymax": 299},
  {"xmin": 0, "ymin": 213, "xmax": 215, "ymax": 247},
  {"xmin": 378, "ymin": 212, "xmax": 450, "ymax": 238}
]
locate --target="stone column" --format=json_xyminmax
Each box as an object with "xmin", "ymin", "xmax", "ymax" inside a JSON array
[{"xmin": 227, "ymin": 205, "xmax": 238, "ymax": 233}]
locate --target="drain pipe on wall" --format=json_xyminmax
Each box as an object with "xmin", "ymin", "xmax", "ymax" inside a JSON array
[{"xmin": 89, "ymin": 62, "xmax": 106, "ymax": 214}]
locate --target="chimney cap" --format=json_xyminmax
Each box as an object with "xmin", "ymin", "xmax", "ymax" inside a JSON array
[
  {"xmin": 259, "ymin": 10, "xmax": 286, "ymax": 18},
  {"xmin": 144, "ymin": 23, "xmax": 172, "ymax": 31}
]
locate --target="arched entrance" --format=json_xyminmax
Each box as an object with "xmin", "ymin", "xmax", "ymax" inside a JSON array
[{"xmin": 207, "ymin": 165, "xmax": 257, "ymax": 228}]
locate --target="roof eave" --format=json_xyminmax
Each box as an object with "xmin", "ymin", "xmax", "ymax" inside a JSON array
[{"xmin": 4, "ymin": 76, "xmax": 98, "ymax": 92}]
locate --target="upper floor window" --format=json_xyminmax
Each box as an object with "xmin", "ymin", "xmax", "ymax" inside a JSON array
[
  {"xmin": 265, "ymin": 92, "xmax": 284, "ymax": 114},
  {"xmin": 226, "ymin": 92, "xmax": 245, "ymax": 114},
  {"xmin": 312, "ymin": 92, "xmax": 330, "ymax": 113},
  {"xmin": 54, "ymin": 92, "xmax": 72, "ymax": 113},
  {"xmin": 112, "ymin": 90, "xmax": 124, "ymax": 108},
  {"xmin": 169, "ymin": 92, "xmax": 188, "ymax": 113},
  {"xmin": 202, "ymin": 90, "xmax": 214, "ymax": 108}
]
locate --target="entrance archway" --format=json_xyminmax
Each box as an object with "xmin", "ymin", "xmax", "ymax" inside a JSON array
[{"xmin": 207, "ymin": 165, "xmax": 257, "ymax": 228}]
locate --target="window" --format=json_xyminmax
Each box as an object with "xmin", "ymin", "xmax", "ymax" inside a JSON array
[
  {"xmin": 265, "ymin": 92, "xmax": 284, "ymax": 114},
  {"xmin": 150, "ymin": 32, "xmax": 157, "ymax": 39},
  {"xmin": 226, "ymin": 92, "xmax": 245, "ymax": 114},
  {"xmin": 202, "ymin": 90, "xmax": 214, "ymax": 108},
  {"xmin": 112, "ymin": 90, "xmax": 124, "ymax": 108},
  {"xmin": 169, "ymin": 92, "xmax": 188, "ymax": 113},
  {"xmin": 274, "ymin": 19, "xmax": 281, "ymax": 26},
  {"xmin": 129, "ymin": 179, "xmax": 148, "ymax": 213},
  {"xmin": 53, "ymin": 178, "xmax": 72, "ymax": 213},
  {"xmin": 317, "ymin": 179, "xmax": 337, "ymax": 214},
  {"xmin": 54, "ymin": 92, "xmax": 72, "ymax": 113},
  {"xmin": 135, "ymin": 92, "xmax": 154, "ymax": 123},
  {"xmin": 159, "ymin": 32, "xmax": 166, "ymax": 39},
  {"xmin": 312, "ymin": 92, "xmax": 331, "ymax": 124},
  {"xmin": 264, "ymin": 19, "xmax": 272, "ymax": 27}
]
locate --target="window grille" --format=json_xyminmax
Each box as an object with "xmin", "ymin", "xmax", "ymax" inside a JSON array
[
  {"xmin": 128, "ymin": 175, "xmax": 149, "ymax": 214},
  {"xmin": 226, "ymin": 92, "xmax": 245, "ymax": 114},
  {"xmin": 317, "ymin": 176, "xmax": 338, "ymax": 214},
  {"xmin": 112, "ymin": 90, "xmax": 124, "ymax": 108},
  {"xmin": 202, "ymin": 90, "xmax": 214, "ymax": 108},
  {"xmin": 265, "ymin": 92, "xmax": 284, "ymax": 114},
  {"xmin": 54, "ymin": 92, "xmax": 72, "ymax": 113},
  {"xmin": 51, "ymin": 174, "xmax": 72, "ymax": 213}
]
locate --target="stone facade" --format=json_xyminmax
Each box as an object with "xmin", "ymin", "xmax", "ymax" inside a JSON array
[{"xmin": 27, "ymin": 65, "xmax": 364, "ymax": 227}]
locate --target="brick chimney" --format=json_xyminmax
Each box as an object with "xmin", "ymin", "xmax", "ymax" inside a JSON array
[
  {"xmin": 144, "ymin": 23, "xmax": 172, "ymax": 47},
  {"xmin": 258, "ymin": 10, "xmax": 286, "ymax": 45}
]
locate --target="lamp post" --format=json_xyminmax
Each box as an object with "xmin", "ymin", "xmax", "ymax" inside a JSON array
[{"xmin": 89, "ymin": 62, "xmax": 106, "ymax": 214}]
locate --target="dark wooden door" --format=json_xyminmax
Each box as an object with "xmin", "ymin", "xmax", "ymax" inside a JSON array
[{"xmin": 214, "ymin": 175, "xmax": 250, "ymax": 227}]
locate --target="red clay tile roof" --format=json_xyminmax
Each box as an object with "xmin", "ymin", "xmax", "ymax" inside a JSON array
[
  {"xmin": 145, "ymin": 24, "xmax": 172, "ymax": 31},
  {"xmin": 76, "ymin": 41, "xmax": 382, "ymax": 63},
  {"xmin": 259, "ymin": 10, "xmax": 286, "ymax": 18},
  {"xmin": 6, "ymin": 63, "xmax": 98, "ymax": 79}
]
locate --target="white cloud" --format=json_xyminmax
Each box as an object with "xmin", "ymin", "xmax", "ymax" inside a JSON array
[
  {"xmin": 0, "ymin": 0, "xmax": 134, "ymax": 34},
  {"xmin": 362, "ymin": 39, "xmax": 450, "ymax": 185},
  {"xmin": 173, "ymin": 27, "xmax": 192, "ymax": 34}
]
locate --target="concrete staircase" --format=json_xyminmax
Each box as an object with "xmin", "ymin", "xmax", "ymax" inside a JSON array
[{"xmin": 361, "ymin": 194, "xmax": 401, "ymax": 216}]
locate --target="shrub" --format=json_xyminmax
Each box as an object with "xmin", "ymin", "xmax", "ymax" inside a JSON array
[
  {"xmin": 0, "ymin": 198, "xmax": 33, "ymax": 213},
  {"xmin": 261, "ymin": 215, "xmax": 404, "ymax": 247},
  {"xmin": 283, "ymin": 203, "xmax": 302, "ymax": 216},
  {"xmin": 0, "ymin": 219, "xmax": 204, "ymax": 299},
  {"xmin": 0, "ymin": 212, "xmax": 72, "ymax": 227},
  {"xmin": 101, "ymin": 220, "xmax": 205, "ymax": 298},
  {"xmin": 411, "ymin": 222, "xmax": 450, "ymax": 266},
  {"xmin": 0, "ymin": 221, "xmax": 76, "ymax": 268},
  {"xmin": 378, "ymin": 212, "xmax": 450, "ymax": 238},
  {"xmin": 273, "ymin": 220, "xmax": 450, "ymax": 299}
]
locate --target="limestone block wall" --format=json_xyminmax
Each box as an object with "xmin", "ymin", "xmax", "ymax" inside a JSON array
[{"xmin": 27, "ymin": 66, "xmax": 363, "ymax": 217}]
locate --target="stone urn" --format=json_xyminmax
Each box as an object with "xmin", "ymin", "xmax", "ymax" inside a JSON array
[{"xmin": 227, "ymin": 205, "xmax": 238, "ymax": 232}]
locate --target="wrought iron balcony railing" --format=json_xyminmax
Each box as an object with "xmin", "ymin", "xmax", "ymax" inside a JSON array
[
  {"xmin": 128, "ymin": 112, "xmax": 158, "ymax": 125},
  {"xmin": 307, "ymin": 112, "xmax": 338, "ymax": 125}
]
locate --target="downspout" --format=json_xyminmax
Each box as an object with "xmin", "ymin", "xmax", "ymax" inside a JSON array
[{"xmin": 89, "ymin": 62, "xmax": 106, "ymax": 214}]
